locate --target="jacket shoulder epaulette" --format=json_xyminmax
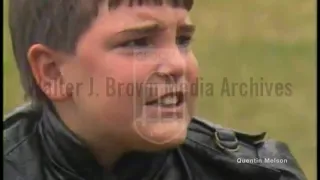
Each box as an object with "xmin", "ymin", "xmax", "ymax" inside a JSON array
[{"xmin": 187, "ymin": 117, "xmax": 267, "ymax": 150}]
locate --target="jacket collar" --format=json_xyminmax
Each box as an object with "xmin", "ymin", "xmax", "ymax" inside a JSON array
[
  {"xmin": 38, "ymin": 103, "xmax": 167, "ymax": 179},
  {"xmin": 38, "ymin": 104, "xmax": 106, "ymax": 178}
]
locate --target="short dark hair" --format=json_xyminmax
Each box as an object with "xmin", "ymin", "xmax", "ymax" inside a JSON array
[{"xmin": 8, "ymin": 0, "xmax": 193, "ymax": 106}]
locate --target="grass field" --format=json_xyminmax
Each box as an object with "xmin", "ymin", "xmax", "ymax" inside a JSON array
[{"xmin": 3, "ymin": 0, "xmax": 316, "ymax": 179}]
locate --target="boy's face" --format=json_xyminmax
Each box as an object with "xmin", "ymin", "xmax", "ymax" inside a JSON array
[{"xmin": 37, "ymin": 4, "xmax": 198, "ymax": 150}]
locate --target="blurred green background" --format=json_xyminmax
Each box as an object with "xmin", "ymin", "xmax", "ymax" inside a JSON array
[{"xmin": 3, "ymin": 0, "xmax": 316, "ymax": 179}]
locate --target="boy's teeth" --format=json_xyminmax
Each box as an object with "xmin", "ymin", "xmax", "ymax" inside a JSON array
[{"xmin": 159, "ymin": 95, "xmax": 178, "ymax": 105}]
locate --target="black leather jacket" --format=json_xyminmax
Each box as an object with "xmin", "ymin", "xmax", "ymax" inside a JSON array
[{"xmin": 3, "ymin": 103, "xmax": 307, "ymax": 180}]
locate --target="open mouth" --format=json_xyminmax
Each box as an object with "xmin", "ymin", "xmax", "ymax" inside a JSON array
[{"xmin": 145, "ymin": 91, "xmax": 185, "ymax": 108}]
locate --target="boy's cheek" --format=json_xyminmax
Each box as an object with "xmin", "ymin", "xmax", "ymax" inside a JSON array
[{"xmin": 186, "ymin": 53, "xmax": 199, "ymax": 75}]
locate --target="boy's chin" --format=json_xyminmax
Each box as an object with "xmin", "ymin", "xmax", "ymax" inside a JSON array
[
  {"xmin": 139, "ymin": 131, "xmax": 188, "ymax": 152},
  {"xmin": 132, "ymin": 118, "xmax": 190, "ymax": 151}
]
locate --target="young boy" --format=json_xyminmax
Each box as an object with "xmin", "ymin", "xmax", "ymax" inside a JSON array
[{"xmin": 4, "ymin": 0, "xmax": 306, "ymax": 179}]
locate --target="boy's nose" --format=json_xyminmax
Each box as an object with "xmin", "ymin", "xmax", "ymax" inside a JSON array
[{"xmin": 156, "ymin": 48, "xmax": 187, "ymax": 79}]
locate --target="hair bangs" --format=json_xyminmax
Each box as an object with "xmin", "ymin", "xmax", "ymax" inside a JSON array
[{"xmin": 108, "ymin": 0, "xmax": 193, "ymax": 11}]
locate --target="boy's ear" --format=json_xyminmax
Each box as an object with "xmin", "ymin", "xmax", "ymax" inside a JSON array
[{"xmin": 27, "ymin": 44, "xmax": 70, "ymax": 101}]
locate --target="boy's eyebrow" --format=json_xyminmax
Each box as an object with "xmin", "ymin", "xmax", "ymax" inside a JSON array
[
  {"xmin": 177, "ymin": 24, "xmax": 196, "ymax": 34},
  {"xmin": 116, "ymin": 21, "xmax": 162, "ymax": 35}
]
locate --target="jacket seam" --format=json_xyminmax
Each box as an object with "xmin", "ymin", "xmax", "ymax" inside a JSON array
[{"xmin": 4, "ymin": 132, "xmax": 36, "ymax": 156}]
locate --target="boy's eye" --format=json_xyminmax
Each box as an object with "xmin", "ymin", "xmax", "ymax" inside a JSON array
[
  {"xmin": 118, "ymin": 37, "xmax": 151, "ymax": 48},
  {"xmin": 116, "ymin": 35, "xmax": 193, "ymax": 50},
  {"xmin": 176, "ymin": 35, "xmax": 193, "ymax": 47}
]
